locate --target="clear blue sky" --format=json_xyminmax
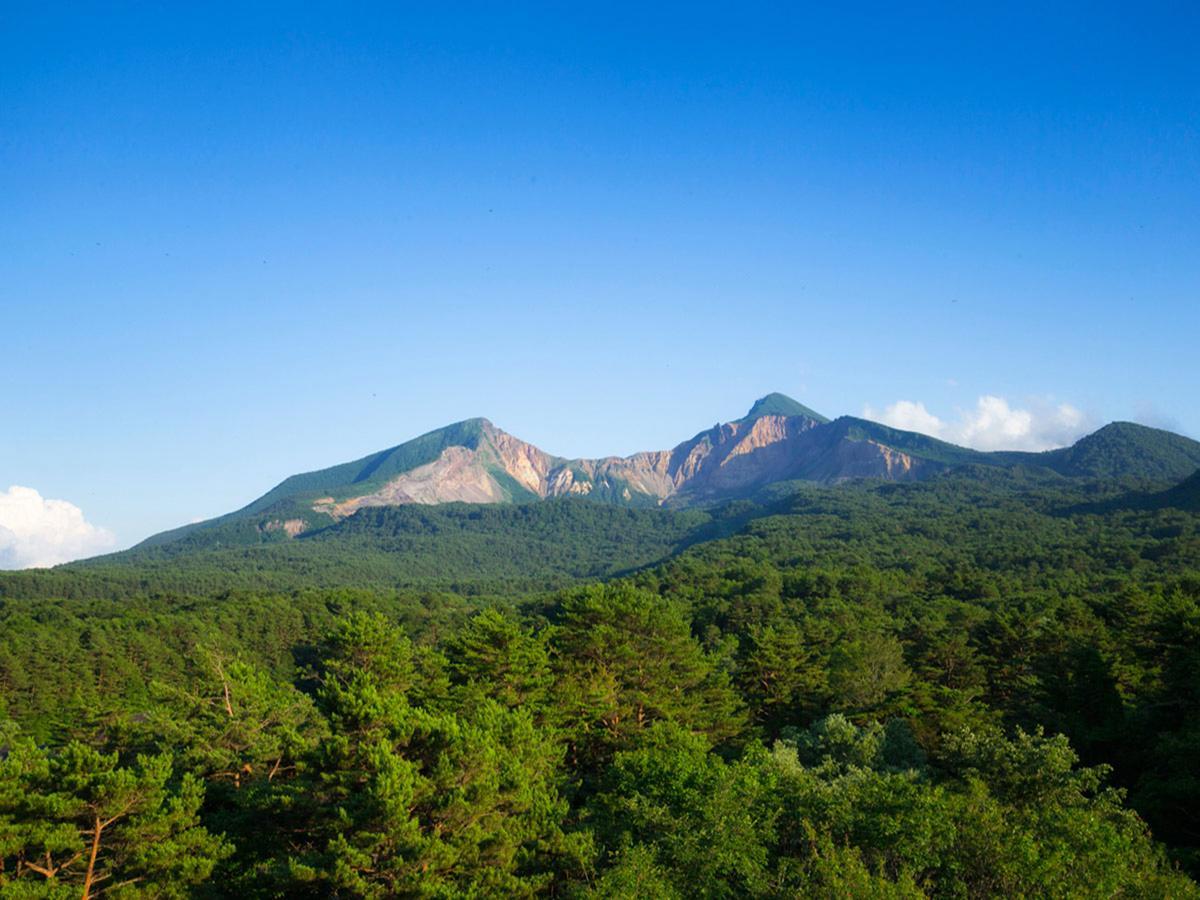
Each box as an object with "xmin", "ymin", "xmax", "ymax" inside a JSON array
[{"xmin": 2, "ymin": 2, "xmax": 1198, "ymax": 551}]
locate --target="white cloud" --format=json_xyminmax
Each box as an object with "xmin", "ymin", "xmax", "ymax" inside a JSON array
[
  {"xmin": 863, "ymin": 400, "xmax": 948, "ymax": 438},
  {"xmin": 0, "ymin": 486, "xmax": 116, "ymax": 569},
  {"xmin": 863, "ymin": 395, "xmax": 1091, "ymax": 452}
]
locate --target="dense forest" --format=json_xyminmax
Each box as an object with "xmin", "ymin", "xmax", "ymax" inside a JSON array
[{"xmin": 2, "ymin": 466, "xmax": 1199, "ymax": 896}]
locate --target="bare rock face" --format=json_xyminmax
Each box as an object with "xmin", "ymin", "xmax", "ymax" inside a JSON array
[
  {"xmin": 667, "ymin": 415, "xmax": 824, "ymax": 496},
  {"xmin": 261, "ymin": 518, "xmax": 309, "ymax": 537},
  {"xmin": 314, "ymin": 446, "xmax": 513, "ymax": 516},
  {"xmin": 305, "ymin": 404, "xmax": 931, "ymax": 520},
  {"xmin": 795, "ymin": 436, "xmax": 926, "ymax": 483},
  {"xmin": 486, "ymin": 427, "xmax": 557, "ymax": 494}
]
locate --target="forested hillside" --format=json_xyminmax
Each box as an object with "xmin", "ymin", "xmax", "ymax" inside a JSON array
[
  {"xmin": 3, "ymin": 501, "xmax": 727, "ymax": 597},
  {"xmin": 2, "ymin": 467, "xmax": 1199, "ymax": 896}
]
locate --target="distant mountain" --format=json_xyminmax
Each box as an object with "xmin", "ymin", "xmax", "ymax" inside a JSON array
[
  {"xmin": 132, "ymin": 394, "xmax": 1200, "ymax": 553},
  {"xmin": 1033, "ymin": 422, "xmax": 1200, "ymax": 480}
]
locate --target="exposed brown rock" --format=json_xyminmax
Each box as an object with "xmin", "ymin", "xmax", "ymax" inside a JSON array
[
  {"xmin": 309, "ymin": 411, "xmax": 932, "ymax": 518},
  {"xmin": 261, "ymin": 518, "xmax": 309, "ymax": 538}
]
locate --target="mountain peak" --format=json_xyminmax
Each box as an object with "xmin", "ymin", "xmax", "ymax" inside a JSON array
[
  {"xmin": 1039, "ymin": 420, "xmax": 1200, "ymax": 480},
  {"xmin": 742, "ymin": 393, "xmax": 829, "ymax": 423}
]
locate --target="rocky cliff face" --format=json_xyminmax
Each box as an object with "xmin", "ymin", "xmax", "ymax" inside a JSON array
[{"xmin": 306, "ymin": 404, "xmax": 928, "ymax": 520}]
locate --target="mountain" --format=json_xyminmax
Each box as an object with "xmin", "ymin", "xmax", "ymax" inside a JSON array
[
  {"xmin": 1031, "ymin": 422, "xmax": 1200, "ymax": 480},
  {"xmin": 137, "ymin": 396, "xmax": 831, "ymax": 550},
  {"xmin": 132, "ymin": 394, "xmax": 1200, "ymax": 553}
]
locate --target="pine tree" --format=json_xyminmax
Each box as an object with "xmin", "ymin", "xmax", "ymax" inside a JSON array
[{"xmin": 0, "ymin": 736, "xmax": 229, "ymax": 897}]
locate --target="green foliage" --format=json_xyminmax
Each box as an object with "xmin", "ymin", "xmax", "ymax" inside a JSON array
[
  {"xmin": 0, "ymin": 737, "xmax": 230, "ymax": 896},
  {"xmin": 0, "ymin": 462, "xmax": 1198, "ymax": 894},
  {"xmin": 134, "ymin": 649, "xmax": 322, "ymax": 788},
  {"xmin": 586, "ymin": 723, "xmax": 776, "ymax": 898},
  {"xmin": 445, "ymin": 608, "xmax": 554, "ymax": 713},
  {"xmin": 584, "ymin": 843, "xmax": 683, "ymax": 899},
  {"xmin": 9, "ymin": 500, "xmax": 717, "ymax": 597},
  {"xmin": 288, "ymin": 613, "xmax": 578, "ymax": 897},
  {"xmin": 553, "ymin": 584, "xmax": 744, "ymax": 768},
  {"xmin": 767, "ymin": 718, "xmax": 1198, "ymax": 897},
  {"xmin": 736, "ymin": 621, "xmax": 827, "ymax": 734},
  {"xmin": 827, "ymin": 633, "xmax": 912, "ymax": 717},
  {"xmin": 783, "ymin": 714, "xmax": 926, "ymax": 774}
]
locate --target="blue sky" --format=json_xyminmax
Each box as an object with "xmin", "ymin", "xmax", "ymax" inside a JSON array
[{"xmin": 2, "ymin": 2, "xmax": 1198, "ymax": 559}]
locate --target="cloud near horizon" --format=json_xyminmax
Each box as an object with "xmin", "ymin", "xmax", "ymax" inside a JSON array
[
  {"xmin": 862, "ymin": 395, "xmax": 1091, "ymax": 452},
  {"xmin": 0, "ymin": 485, "xmax": 117, "ymax": 569}
]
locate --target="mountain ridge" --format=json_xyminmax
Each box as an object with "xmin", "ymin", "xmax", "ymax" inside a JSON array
[{"xmin": 134, "ymin": 394, "xmax": 1200, "ymax": 552}]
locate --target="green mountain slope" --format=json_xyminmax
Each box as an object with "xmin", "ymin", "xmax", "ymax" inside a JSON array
[
  {"xmin": 13, "ymin": 500, "xmax": 726, "ymax": 597},
  {"xmin": 739, "ymin": 392, "xmax": 829, "ymax": 423},
  {"xmin": 1031, "ymin": 422, "xmax": 1200, "ymax": 480},
  {"xmin": 832, "ymin": 418, "xmax": 1200, "ymax": 482},
  {"xmin": 826, "ymin": 417, "xmax": 992, "ymax": 467},
  {"xmin": 1156, "ymin": 469, "xmax": 1200, "ymax": 510},
  {"xmin": 1103, "ymin": 467, "xmax": 1200, "ymax": 514},
  {"xmin": 138, "ymin": 418, "xmax": 493, "ymax": 549}
]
